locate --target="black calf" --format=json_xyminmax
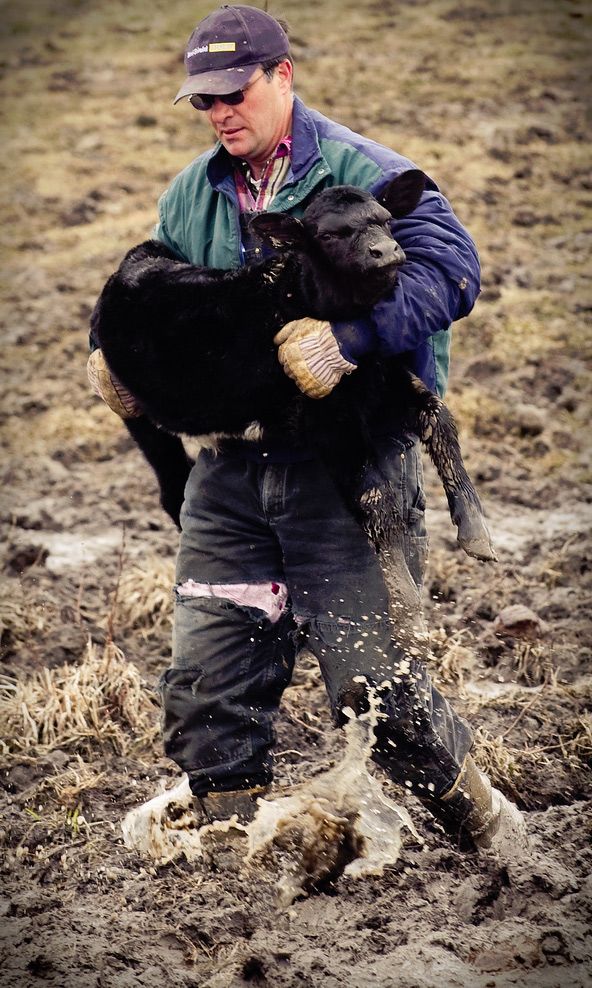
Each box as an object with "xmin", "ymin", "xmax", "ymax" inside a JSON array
[{"xmin": 92, "ymin": 170, "xmax": 495, "ymax": 561}]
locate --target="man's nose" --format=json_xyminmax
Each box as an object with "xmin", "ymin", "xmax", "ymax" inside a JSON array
[{"xmin": 209, "ymin": 98, "xmax": 233, "ymax": 123}]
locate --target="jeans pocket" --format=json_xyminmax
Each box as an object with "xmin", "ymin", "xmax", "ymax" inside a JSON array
[
  {"xmin": 158, "ymin": 665, "xmax": 204, "ymax": 695},
  {"xmin": 402, "ymin": 532, "xmax": 429, "ymax": 588},
  {"xmin": 158, "ymin": 666, "xmax": 205, "ymax": 766},
  {"xmin": 401, "ymin": 477, "xmax": 429, "ymax": 588},
  {"xmin": 407, "ymin": 486, "xmax": 427, "ymax": 529},
  {"xmin": 159, "ymin": 664, "xmax": 256, "ymax": 771}
]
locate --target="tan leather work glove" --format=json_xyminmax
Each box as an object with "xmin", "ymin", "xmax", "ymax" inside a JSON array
[
  {"xmin": 274, "ymin": 318, "xmax": 357, "ymax": 399},
  {"xmin": 87, "ymin": 348, "xmax": 143, "ymax": 419}
]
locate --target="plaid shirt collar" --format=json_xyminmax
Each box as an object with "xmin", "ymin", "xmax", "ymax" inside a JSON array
[{"xmin": 234, "ymin": 135, "xmax": 292, "ymax": 213}]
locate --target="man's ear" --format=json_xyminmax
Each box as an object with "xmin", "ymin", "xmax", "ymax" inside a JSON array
[
  {"xmin": 379, "ymin": 169, "xmax": 426, "ymax": 219},
  {"xmin": 249, "ymin": 212, "xmax": 308, "ymax": 249}
]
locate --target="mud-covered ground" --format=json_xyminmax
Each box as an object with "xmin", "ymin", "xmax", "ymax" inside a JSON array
[{"xmin": 1, "ymin": 0, "xmax": 591, "ymax": 985}]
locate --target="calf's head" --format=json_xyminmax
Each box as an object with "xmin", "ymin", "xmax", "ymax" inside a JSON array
[{"xmin": 250, "ymin": 169, "xmax": 426, "ymax": 307}]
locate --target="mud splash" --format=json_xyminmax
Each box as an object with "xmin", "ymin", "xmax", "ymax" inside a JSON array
[
  {"xmin": 121, "ymin": 687, "xmax": 421, "ymax": 904},
  {"xmin": 121, "ymin": 775, "xmax": 221, "ymax": 863},
  {"xmin": 245, "ymin": 693, "xmax": 422, "ymax": 905}
]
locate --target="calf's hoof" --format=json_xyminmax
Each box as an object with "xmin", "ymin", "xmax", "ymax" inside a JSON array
[
  {"xmin": 452, "ymin": 499, "xmax": 497, "ymax": 562},
  {"xmin": 458, "ymin": 531, "xmax": 498, "ymax": 562}
]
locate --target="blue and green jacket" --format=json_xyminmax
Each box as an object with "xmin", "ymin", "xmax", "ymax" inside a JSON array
[{"xmin": 154, "ymin": 95, "xmax": 480, "ymax": 400}]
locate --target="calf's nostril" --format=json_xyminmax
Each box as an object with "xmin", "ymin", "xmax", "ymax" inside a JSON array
[{"xmin": 369, "ymin": 246, "xmax": 384, "ymax": 259}]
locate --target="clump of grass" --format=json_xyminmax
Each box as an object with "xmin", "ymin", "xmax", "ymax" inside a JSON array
[
  {"xmin": 108, "ymin": 556, "xmax": 175, "ymax": 639},
  {"xmin": 555, "ymin": 712, "xmax": 592, "ymax": 768},
  {"xmin": 445, "ymin": 387, "xmax": 507, "ymax": 439},
  {"xmin": 0, "ymin": 639, "xmax": 159, "ymax": 757},
  {"xmin": 472, "ymin": 727, "xmax": 524, "ymax": 800},
  {"xmin": 18, "ymin": 758, "xmax": 108, "ymax": 839},
  {"xmin": 5, "ymin": 758, "xmax": 112, "ymax": 864},
  {"xmin": 429, "ymin": 627, "xmax": 474, "ymax": 688},
  {"xmin": 41, "ymin": 756, "xmax": 108, "ymax": 809},
  {"xmin": 0, "ymin": 577, "xmax": 46, "ymax": 652},
  {"xmin": 514, "ymin": 642, "xmax": 557, "ymax": 686},
  {"xmin": 425, "ymin": 547, "xmax": 464, "ymax": 601},
  {"xmin": 1, "ymin": 405, "xmax": 122, "ymax": 459}
]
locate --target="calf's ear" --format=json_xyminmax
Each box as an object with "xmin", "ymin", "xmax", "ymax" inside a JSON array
[
  {"xmin": 249, "ymin": 212, "xmax": 308, "ymax": 250},
  {"xmin": 379, "ymin": 169, "xmax": 426, "ymax": 219}
]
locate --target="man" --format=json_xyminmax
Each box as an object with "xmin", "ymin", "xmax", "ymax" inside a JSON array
[{"xmin": 89, "ymin": 5, "xmax": 525, "ymax": 852}]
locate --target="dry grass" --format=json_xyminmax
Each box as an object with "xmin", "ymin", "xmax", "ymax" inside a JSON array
[
  {"xmin": 0, "ymin": 639, "xmax": 159, "ymax": 757},
  {"xmin": 552, "ymin": 712, "xmax": 592, "ymax": 768},
  {"xmin": 471, "ymin": 678, "xmax": 592, "ymax": 804},
  {"xmin": 514, "ymin": 641, "xmax": 558, "ymax": 687},
  {"xmin": 42, "ymin": 757, "xmax": 108, "ymax": 808},
  {"xmin": 445, "ymin": 388, "xmax": 509, "ymax": 440},
  {"xmin": 1, "ymin": 405, "xmax": 123, "ymax": 460},
  {"xmin": 429, "ymin": 627, "xmax": 475, "ymax": 688},
  {"xmin": 472, "ymin": 727, "xmax": 525, "ymax": 801},
  {"xmin": 17, "ymin": 758, "xmax": 109, "ymax": 840},
  {"xmin": 425, "ymin": 547, "xmax": 466, "ymax": 600},
  {"xmin": 109, "ymin": 556, "xmax": 175, "ymax": 639},
  {"xmin": 0, "ymin": 577, "xmax": 47, "ymax": 649},
  {"xmin": 5, "ymin": 766, "xmax": 113, "ymax": 865}
]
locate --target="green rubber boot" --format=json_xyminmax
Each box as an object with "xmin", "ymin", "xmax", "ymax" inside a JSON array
[
  {"xmin": 193, "ymin": 786, "xmax": 271, "ymax": 868},
  {"xmin": 431, "ymin": 755, "xmax": 527, "ymax": 853},
  {"xmin": 195, "ymin": 785, "xmax": 270, "ymax": 827}
]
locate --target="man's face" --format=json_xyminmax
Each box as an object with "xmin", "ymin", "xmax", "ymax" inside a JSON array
[{"xmin": 205, "ymin": 60, "xmax": 293, "ymax": 172}]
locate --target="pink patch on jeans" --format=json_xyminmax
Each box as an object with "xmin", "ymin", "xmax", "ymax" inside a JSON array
[{"xmin": 176, "ymin": 579, "xmax": 288, "ymax": 624}]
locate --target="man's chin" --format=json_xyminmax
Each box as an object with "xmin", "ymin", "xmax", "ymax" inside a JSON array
[{"xmin": 219, "ymin": 130, "xmax": 249, "ymax": 154}]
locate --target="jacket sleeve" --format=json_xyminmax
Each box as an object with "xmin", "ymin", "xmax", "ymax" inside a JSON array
[
  {"xmin": 152, "ymin": 189, "xmax": 191, "ymax": 262},
  {"xmin": 332, "ymin": 186, "xmax": 481, "ymax": 362}
]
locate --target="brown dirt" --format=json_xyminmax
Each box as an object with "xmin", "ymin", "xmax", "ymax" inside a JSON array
[{"xmin": 1, "ymin": 0, "xmax": 591, "ymax": 985}]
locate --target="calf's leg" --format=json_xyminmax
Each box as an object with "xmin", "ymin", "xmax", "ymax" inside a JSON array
[
  {"xmin": 125, "ymin": 417, "xmax": 194, "ymax": 528},
  {"xmin": 407, "ymin": 376, "xmax": 497, "ymax": 561}
]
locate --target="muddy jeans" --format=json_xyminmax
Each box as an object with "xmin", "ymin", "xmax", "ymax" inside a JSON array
[{"xmin": 159, "ymin": 436, "xmax": 473, "ymax": 799}]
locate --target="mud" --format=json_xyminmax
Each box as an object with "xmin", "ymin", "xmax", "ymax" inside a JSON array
[
  {"xmin": 123, "ymin": 699, "xmax": 422, "ymax": 906},
  {"xmin": 1, "ymin": 0, "xmax": 591, "ymax": 985}
]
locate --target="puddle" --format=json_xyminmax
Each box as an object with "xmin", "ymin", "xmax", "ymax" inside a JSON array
[
  {"xmin": 22, "ymin": 529, "xmax": 124, "ymax": 574},
  {"xmin": 426, "ymin": 502, "xmax": 591, "ymax": 556},
  {"xmin": 464, "ymin": 680, "xmax": 544, "ymax": 701}
]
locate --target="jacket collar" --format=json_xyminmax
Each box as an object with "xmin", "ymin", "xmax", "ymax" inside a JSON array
[
  {"xmin": 206, "ymin": 95, "xmax": 323, "ymax": 191},
  {"xmin": 290, "ymin": 96, "xmax": 323, "ymax": 178}
]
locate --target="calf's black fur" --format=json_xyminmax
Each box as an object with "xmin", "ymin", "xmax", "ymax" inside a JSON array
[{"xmin": 92, "ymin": 170, "xmax": 494, "ymax": 560}]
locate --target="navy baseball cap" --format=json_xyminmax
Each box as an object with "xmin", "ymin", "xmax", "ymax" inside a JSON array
[{"xmin": 173, "ymin": 5, "xmax": 290, "ymax": 104}]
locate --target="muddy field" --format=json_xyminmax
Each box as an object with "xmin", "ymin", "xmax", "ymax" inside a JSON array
[{"xmin": 1, "ymin": 0, "xmax": 591, "ymax": 985}]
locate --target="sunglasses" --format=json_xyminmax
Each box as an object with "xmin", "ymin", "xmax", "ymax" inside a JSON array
[{"xmin": 188, "ymin": 71, "xmax": 266, "ymax": 111}]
